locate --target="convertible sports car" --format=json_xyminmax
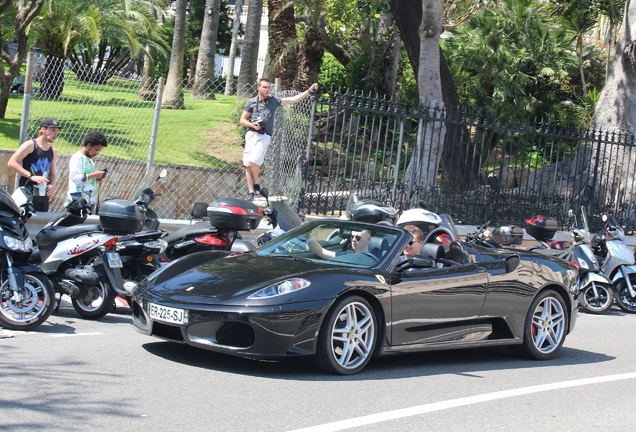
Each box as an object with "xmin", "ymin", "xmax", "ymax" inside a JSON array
[{"xmin": 132, "ymin": 219, "xmax": 579, "ymax": 375}]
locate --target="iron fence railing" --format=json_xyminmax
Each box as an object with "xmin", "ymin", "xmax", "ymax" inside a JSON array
[{"xmin": 301, "ymin": 92, "xmax": 636, "ymax": 232}]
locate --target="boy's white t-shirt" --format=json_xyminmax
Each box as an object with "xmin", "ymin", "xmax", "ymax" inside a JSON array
[{"xmin": 67, "ymin": 151, "xmax": 97, "ymax": 205}]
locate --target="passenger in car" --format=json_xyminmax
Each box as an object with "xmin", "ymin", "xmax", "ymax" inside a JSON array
[
  {"xmin": 307, "ymin": 229, "xmax": 372, "ymax": 259},
  {"xmin": 401, "ymin": 225, "xmax": 425, "ymax": 261}
]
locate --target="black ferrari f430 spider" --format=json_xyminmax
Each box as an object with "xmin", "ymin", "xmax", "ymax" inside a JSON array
[{"xmin": 132, "ymin": 219, "xmax": 579, "ymax": 375}]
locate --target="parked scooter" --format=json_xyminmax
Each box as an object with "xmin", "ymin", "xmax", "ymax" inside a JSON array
[
  {"xmin": 31, "ymin": 190, "xmax": 153, "ymax": 319},
  {"xmin": 0, "ymin": 187, "xmax": 55, "ymax": 330},
  {"xmin": 525, "ymin": 210, "xmax": 614, "ymax": 314},
  {"xmin": 591, "ymin": 212, "xmax": 636, "ymax": 313}
]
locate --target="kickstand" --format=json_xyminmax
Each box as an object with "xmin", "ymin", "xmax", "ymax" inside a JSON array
[{"xmin": 54, "ymin": 293, "xmax": 62, "ymax": 313}]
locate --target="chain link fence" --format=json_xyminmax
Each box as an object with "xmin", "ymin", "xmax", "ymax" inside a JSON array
[{"xmin": 11, "ymin": 54, "xmax": 314, "ymax": 219}]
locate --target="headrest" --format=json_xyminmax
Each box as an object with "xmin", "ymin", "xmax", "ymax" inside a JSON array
[{"xmin": 421, "ymin": 243, "xmax": 444, "ymax": 260}]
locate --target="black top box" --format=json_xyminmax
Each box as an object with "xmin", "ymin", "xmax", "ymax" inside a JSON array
[
  {"xmin": 525, "ymin": 215, "xmax": 558, "ymax": 241},
  {"xmin": 99, "ymin": 199, "xmax": 146, "ymax": 234},
  {"xmin": 208, "ymin": 198, "xmax": 262, "ymax": 231}
]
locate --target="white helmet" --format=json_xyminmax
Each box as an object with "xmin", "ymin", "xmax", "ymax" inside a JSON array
[{"xmin": 396, "ymin": 208, "xmax": 443, "ymax": 234}]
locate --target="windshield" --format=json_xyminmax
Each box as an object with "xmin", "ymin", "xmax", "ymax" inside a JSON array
[
  {"xmin": 256, "ymin": 220, "xmax": 404, "ymax": 268},
  {"xmin": 0, "ymin": 188, "xmax": 21, "ymax": 216}
]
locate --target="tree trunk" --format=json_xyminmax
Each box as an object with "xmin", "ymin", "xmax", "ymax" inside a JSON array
[
  {"xmin": 224, "ymin": 0, "xmax": 243, "ymax": 95},
  {"xmin": 379, "ymin": 10, "xmax": 400, "ymax": 97},
  {"xmin": 139, "ymin": 51, "xmax": 156, "ymax": 101},
  {"xmin": 391, "ymin": 0, "xmax": 480, "ymax": 191},
  {"xmin": 403, "ymin": 0, "xmax": 445, "ymax": 204},
  {"xmin": 162, "ymin": 0, "xmax": 187, "ymax": 109},
  {"xmin": 295, "ymin": 26, "xmax": 323, "ymax": 89},
  {"xmin": 262, "ymin": 0, "xmax": 297, "ymax": 88},
  {"xmin": 585, "ymin": 0, "xmax": 636, "ymax": 208},
  {"xmin": 236, "ymin": 0, "xmax": 263, "ymax": 99},
  {"xmin": 193, "ymin": 0, "xmax": 221, "ymax": 99}
]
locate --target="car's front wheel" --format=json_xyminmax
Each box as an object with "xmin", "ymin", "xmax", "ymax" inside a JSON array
[
  {"xmin": 517, "ymin": 289, "xmax": 568, "ymax": 360},
  {"xmin": 315, "ymin": 295, "xmax": 377, "ymax": 375}
]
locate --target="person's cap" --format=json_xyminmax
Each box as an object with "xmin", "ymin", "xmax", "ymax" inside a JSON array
[{"xmin": 39, "ymin": 118, "xmax": 62, "ymax": 129}]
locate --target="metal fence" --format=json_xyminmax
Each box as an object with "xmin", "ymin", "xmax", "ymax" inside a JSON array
[
  {"xmin": 302, "ymin": 92, "xmax": 636, "ymax": 232},
  {"xmin": 8, "ymin": 53, "xmax": 636, "ymax": 232}
]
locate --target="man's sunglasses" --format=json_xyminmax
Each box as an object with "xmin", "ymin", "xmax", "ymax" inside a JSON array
[
  {"xmin": 408, "ymin": 239, "xmax": 422, "ymax": 246},
  {"xmin": 351, "ymin": 235, "xmax": 362, "ymax": 241}
]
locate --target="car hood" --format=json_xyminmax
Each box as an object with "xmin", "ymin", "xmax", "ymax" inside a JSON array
[{"xmin": 144, "ymin": 251, "xmax": 327, "ymax": 304}]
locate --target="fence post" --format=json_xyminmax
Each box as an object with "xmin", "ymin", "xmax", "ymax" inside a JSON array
[{"xmin": 142, "ymin": 77, "xmax": 165, "ymax": 187}]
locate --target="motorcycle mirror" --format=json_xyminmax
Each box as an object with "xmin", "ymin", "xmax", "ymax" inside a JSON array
[{"xmin": 260, "ymin": 186, "xmax": 269, "ymax": 200}]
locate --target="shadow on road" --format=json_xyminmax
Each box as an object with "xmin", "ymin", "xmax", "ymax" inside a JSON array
[{"xmin": 141, "ymin": 340, "xmax": 615, "ymax": 382}]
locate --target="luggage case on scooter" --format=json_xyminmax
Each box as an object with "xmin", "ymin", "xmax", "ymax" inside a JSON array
[
  {"xmin": 492, "ymin": 225, "xmax": 524, "ymax": 245},
  {"xmin": 207, "ymin": 198, "xmax": 262, "ymax": 230},
  {"xmin": 99, "ymin": 199, "xmax": 146, "ymax": 234},
  {"xmin": 525, "ymin": 215, "xmax": 558, "ymax": 240}
]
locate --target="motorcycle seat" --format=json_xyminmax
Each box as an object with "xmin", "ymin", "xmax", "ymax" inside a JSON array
[
  {"xmin": 36, "ymin": 224, "xmax": 103, "ymax": 247},
  {"xmin": 163, "ymin": 223, "xmax": 216, "ymax": 243}
]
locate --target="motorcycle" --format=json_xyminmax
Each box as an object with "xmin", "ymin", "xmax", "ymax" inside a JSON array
[
  {"xmin": 525, "ymin": 210, "xmax": 614, "ymax": 314},
  {"xmin": 0, "ymin": 187, "xmax": 55, "ymax": 330},
  {"xmin": 31, "ymin": 189, "xmax": 158, "ymax": 319},
  {"xmin": 591, "ymin": 212, "xmax": 636, "ymax": 313}
]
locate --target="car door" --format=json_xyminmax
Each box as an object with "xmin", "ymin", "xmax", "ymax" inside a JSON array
[{"xmin": 389, "ymin": 260, "xmax": 489, "ymax": 346}]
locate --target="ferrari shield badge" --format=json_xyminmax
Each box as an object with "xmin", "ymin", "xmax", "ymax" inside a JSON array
[{"xmin": 375, "ymin": 274, "xmax": 386, "ymax": 285}]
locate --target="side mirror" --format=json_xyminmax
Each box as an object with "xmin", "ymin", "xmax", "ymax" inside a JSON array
[{"xmin": 260, "ymin": 186, "xmax": 269, "ymax": 200}]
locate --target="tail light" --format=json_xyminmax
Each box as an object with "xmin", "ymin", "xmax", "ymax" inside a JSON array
[{"xmin": 195, "ymin": 234, "xmax": 228, "ymax": 247}]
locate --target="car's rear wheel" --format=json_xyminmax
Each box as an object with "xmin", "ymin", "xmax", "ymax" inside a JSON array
[
  {"xmin": 315, "ymin": 295, "xmax": 377, "ymax": 375},
  {"xmin": 516, "ymin": 289, "xmax": 567, "ymax": 360}
]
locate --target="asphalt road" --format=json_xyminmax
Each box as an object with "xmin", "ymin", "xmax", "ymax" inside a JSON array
[{"xmin": 1, "ymin": 303, "xmax": 635, "ymax": 432}]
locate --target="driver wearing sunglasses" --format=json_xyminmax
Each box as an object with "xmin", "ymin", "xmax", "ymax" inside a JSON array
[{"xmin": 307, "ymin": 230, "xmax": 372, "ymax": 260}]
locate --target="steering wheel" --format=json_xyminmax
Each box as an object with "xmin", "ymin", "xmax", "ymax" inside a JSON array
[{"xmin": 424, "ymin": 227, "xmax": 456, "ymax": 244}]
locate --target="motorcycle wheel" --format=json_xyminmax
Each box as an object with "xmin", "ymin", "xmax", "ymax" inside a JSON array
[
  {"xmin": 614, "ymin": 274, "xmax": 636, "ymax": 313},
  {"xmin": 71, "ymin": 280, "xmax": 116, "ymax": 320},
  {"xmin": 579, "ymin": 282, "xmax": 614, "ymax": 314},
  {"xmin": 0, "ymin": 272, "xmax": 55, "ymax": 331}
]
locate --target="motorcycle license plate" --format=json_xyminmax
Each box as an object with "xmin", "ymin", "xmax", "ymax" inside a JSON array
[
  {"xmin": 106, "ymin": 252, "xmax": 123, "ymax": 268},
  {"xmin": 148, "ymin": 302, "xmax": 187, "ymax": 325}
]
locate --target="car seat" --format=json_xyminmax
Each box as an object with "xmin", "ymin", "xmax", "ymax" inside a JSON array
[{"xmin": 369, "ymin": 236, "xmax": 389, "ymax": 259}]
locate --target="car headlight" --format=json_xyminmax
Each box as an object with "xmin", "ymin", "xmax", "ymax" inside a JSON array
[
  {"xmin": 3, "ymin": 235, "xmax": 32, "ymax": 252},
  {"xmin": 248, "ymin": 278, "xmax": 311, "ymax": 299}
]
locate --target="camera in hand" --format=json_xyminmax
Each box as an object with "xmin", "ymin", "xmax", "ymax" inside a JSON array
[
  {"xmin": 103, "ymin": 167, "xmax": 109, "ymax": 173},
  {"xmin": 251, "ymin": 116, "xmax": 265, "ymax": 133}
]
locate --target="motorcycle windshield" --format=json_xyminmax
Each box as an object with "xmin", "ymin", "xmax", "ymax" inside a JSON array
[{"xmin": 0, "ymin": 188, "xmax": 21, "ymax": 217}]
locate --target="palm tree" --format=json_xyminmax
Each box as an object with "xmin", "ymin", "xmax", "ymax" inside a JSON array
[
  {"xmin": 236, "ymin": 0, "xmax": 262, "ymax": 99},
  {"xmin": 29, "ymin": 0, "xmax": 100, "ymax": 98},
  {"xmin": 192, "ymin": 0, "xmax": 221, "ymax": 99},
  {"xmin": 224, "ymin": 0, "xmax": 243, "ymax": 95},
  {"xmin": 162, "ymin": 0, "xmax": 188, "ymax": 109},
  {"xmin": 70, "ymin": 0, "xmax": 168, "ymax": 84},
  {"xmin": 262, "ymin": 0, "xmax": 297, "ymax": 89}
]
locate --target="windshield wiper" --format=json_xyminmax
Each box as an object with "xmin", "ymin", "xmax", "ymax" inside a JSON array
[{"xmin": 274, "ymin": 254, "xmax": 315, "ymax": 263}]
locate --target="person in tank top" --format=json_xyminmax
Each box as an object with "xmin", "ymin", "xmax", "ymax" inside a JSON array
[{"xmin": 7, "ymin": 117, "xmax": 61, "ymax": 212}]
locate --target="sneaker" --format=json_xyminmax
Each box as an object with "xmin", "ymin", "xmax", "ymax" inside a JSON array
[
  {"xmin": 247, "ymin": 192, "xmax": 255, "ymax": 200},
  {"xmin": 253, "ymin": 183, "xmax": 261, "ymax": 194}
]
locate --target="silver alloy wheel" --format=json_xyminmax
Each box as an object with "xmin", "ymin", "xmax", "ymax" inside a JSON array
[
  {"xmin": 531, "ymin": 296, "xmax": 566, "ymax": 354},
  {"xmin": 329, "ymin": 301, "xmax": 375, "ymax": 370}
]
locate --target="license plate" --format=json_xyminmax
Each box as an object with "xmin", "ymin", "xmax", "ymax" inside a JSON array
[
  {"xmin": 106, "ymin": 252, "xmax": 123, "ymax": 268},
  {"xmin": 148, "ymin": 302, "xmax": 188, "ymax": 325}
]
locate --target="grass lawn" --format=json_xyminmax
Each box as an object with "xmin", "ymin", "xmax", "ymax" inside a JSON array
[{"xmin": 0, "ymin": 76, "xmax": 245, "ymax": 169}]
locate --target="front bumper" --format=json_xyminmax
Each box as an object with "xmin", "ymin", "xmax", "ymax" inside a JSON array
[{"xmin": 132, "ymin": 291, "xmax": 333, "ymax": 359}]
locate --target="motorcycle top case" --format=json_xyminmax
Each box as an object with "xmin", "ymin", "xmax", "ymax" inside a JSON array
[
  {"xmin": 207, "ymin": 198, "xmax": 262, "ymax": 230},
  {"xmin": 492, "ymin": 225, "xmax": 524, "ymax": 245},
  {"xmin": 525, "ymin": 215, "xmax": 558, "ymax": 241},
  {"xmin": 349, "ymin": 200, "xmax": 398, "ymax": 224},
  {"xmin": 98, "ymin": 199, "xmax": 146, "ymax": 234}
]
